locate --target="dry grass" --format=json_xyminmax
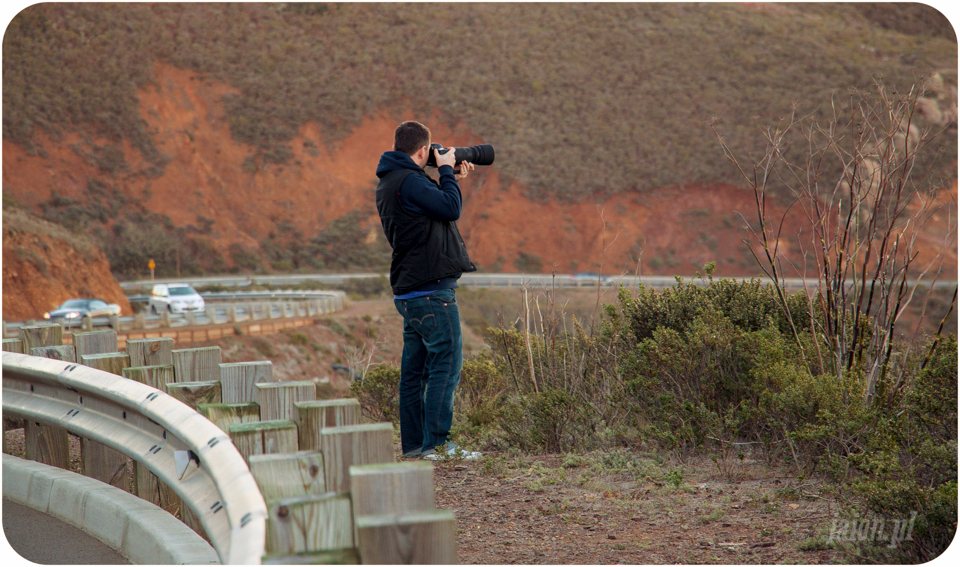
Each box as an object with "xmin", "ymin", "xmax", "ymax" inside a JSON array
[{"xmin": 4, "ymin": 3, "xmax": 956, "ymax": 203}]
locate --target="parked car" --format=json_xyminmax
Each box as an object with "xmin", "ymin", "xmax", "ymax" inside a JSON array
[
  {"xmin": 149, "ymin": 283, "xmax": 205, "ymax": 314},
  {"xmin": 44, "ymin": 298, "xmax": 121, "ymax": 327}
]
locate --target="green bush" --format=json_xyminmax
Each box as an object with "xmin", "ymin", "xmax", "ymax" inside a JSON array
[
  {"xmin": 457, "ymin": 355, "xmax": 507, "ymax": 429},
  {"xmin": 619, "ymin": 276, "xmax": 814, "ymax": 343},
  {"xmin": 350, "ymin": 363, "xmax": 400, "ymax": 425},
  {"xmin": 307, "ymin": 211, "xmax": 390, "ymax": 272},
  {"xmin": 228, "ymin": 242, "xmax": 263, "ymax": 273},
  {"xmin": 845, "ymin": 335, "xmax": 958, "ymax": 562}
]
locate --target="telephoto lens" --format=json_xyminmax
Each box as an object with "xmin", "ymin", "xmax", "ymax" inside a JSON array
[
  {"xmin": 454, "ymin": 144, "xmax": 495, "ymax": 166},
  {"xmin": 427, "ymin": 143, "xmax": 495, "ymax": 167}
]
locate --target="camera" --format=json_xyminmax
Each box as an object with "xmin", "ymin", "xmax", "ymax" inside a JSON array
[{"xmin": 426, "ymin": 143, "xmax": 495, "ymax": 168}]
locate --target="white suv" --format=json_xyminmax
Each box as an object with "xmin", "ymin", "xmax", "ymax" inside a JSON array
[{"xmin": 149, "ymin": 283, "xmax": 205, "ymax": 314}]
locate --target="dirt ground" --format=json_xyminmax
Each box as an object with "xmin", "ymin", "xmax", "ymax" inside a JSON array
[
  {"xmin": 2, "ymin": 426, "xmax": 843, "ymax": 565},
  {"xmin": 430, "ymin": 452, "xmax": 843, "ymax": 565},
  {"xmin": 5, "ymin": 433, "xmax": 847, "ymax": 565}
]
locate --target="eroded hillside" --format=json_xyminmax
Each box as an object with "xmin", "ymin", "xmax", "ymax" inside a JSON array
[
  {"xmin": 2, "ymin": 209, "xmax": 132, "ymax": 321},
  {"xmin": 3, "ymin": 60, "xmax": 958, "ymax": 323},
  {"xmin": 1, "ymin": 3, "xmax": 957, "ymax": 323}
]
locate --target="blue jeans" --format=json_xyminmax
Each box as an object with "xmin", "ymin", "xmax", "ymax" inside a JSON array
[{"xmin": 394, "ymin": 288, "xmax": 463, "ymax": 455}]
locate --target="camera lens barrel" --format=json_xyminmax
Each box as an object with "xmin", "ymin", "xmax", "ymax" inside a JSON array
[
  {"xmin": 428, "ymin": 143, "xmax": 495, "ymax": 168},
  {"xmin": 454, "ymin": 144, "xmax": 495, "ymax": 166}
]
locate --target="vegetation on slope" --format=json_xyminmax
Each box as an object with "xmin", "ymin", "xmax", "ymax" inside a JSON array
[
  {"xmin": 354, "ymin": 276, "xmax": 958, "ymax": 562},
  {"xmin": 4, "ymin": 3, "xmax": 956, "ymax": 203}
]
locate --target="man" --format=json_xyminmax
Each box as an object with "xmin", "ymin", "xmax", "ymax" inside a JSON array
[{"xmin": 375, "ymin": 120, "xmax": 479, "ymax": 459}]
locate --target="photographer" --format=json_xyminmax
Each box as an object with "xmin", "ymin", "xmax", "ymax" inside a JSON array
[{"xmin": 375, "ymin": 120, "xmax": 479, "ymax": 460}]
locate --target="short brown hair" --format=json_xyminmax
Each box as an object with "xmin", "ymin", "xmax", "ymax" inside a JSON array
[{"xmin": 394, "ymin": 121, "xmax": 431, "ymax": 156}]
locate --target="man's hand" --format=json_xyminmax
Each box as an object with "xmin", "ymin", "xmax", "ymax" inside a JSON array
[
  {"xmin": 455, "ymin": 161, "xmax": 474, "ymax": 181},
  {"xmin": 436, "ymin": 146, "xmax": 457, "ymax": 169}
]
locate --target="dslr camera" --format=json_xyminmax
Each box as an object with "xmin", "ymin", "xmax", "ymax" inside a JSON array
[{"xmin": 426, "ymin": 143, "xmax": 495, "ymax": 168}]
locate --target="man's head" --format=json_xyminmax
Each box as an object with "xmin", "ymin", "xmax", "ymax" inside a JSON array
[{"xmin": 394, "ymin": 121, "xmax": 431, "ymax": 167}]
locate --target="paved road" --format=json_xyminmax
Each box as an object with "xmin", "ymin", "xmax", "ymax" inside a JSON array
[{"xmin": 2, "ymin": 498, "xmax": 129, "ymax": 565}]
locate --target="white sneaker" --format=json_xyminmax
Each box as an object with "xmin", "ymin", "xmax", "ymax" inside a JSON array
[{"xmin": 422, "ymin": 442, "xmax": 481, "ymax": 461}]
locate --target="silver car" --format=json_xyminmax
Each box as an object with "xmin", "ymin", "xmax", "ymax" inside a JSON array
[
  {"xmin": 149, "ymin": 283, "xmax": 205, "ymax": 314},
  {"xmin": 44, "ymin": 298, "xmax": 121, "ymax": 327}
]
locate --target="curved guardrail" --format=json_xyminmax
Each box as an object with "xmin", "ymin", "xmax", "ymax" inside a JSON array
[
  {"xmin": 2, "ymin": 351, "xmax": 268, "ymax": 564},
  {"xmin": 3, "ymin": 290, "xmax": 347, "ymax": 338}
]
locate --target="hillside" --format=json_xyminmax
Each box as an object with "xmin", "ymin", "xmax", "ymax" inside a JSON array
[
  {"xmin": 1, "ymin": 3, "xmax": 957, "ymax": 320},
  {"xmin": 2, "ymin": 208, "xmax": 132, "ymax": 321}
]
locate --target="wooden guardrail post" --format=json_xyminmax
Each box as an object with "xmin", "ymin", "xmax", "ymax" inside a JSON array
[
  {"xmin": 77, "ymin": 351, "xmax": 133, "ymax": 491},
  {"xmin": 123, "ymin": 342, "xmax": 180, "ymax": 514},
  {"xmin": 123, "ymin": 364, "xmax": 182, "ymax": 515},
  {"xmin": 278, "ymin": 491, "xmax": 356, "ymax": 556},
  {"xmin": 355, "ymin": 509, "xmax": 457, "ymax": 564},
  {"xmin": 166, "ymin": 380, "xmax": 222, "ymax": 410},
  {"xmin": 220, "ymin": 361, "xmax": 273, "ymax": 403},
  {"xmin": 172, "ymin": 346, "xmax": 221, "ymax": 383},
  {"xmin": 256, "ymin": 380, "xmax": 316, "ymax": 421},
  {"xmin": 308, "ymin": 423, "xmax": 394, "ymax": 493},
  {"xmin": 349, "ymin": 461, "xmax": 436, "ymax": 518},
  {"xmin": 80, "ymin": 352, "xmax": 131, "ymax": 376},
  {"xmin": 24, "ymin": 420, "xmax": 70, "ymax": 469},
  {"xmin": 265, "ymin": 492, "xmax": 354, "ymax": 556},
  {"xmin": 228, "ymin": 419, "xmax": 299, "ymax": 464},
  {"xmin": 21, "ymin": 340, "xmax": 76, "ymax": 467},
  {"xmin": 350, "ymin": 461, "xmax": 438, "ymax": 558},
  {"xmin": 294, "ymin": 399, "xmax": 361, "ymax": 450},
  {"xmin": 197, "ymin": 402, "xmax": 261, "ymax": 433},
  {"xmin": 18, "ymin": 324, "xmax": 62, "ymax": 354},
  {"xmin": 74, "ymin": 329, "xmax": 118, "ymax": 359},
  {"xmin": 122, "ymin": 364, "xmax": 175, "ymax": 392},
  {"xmin": 2, "ymin": 331, "xmax": 25, "ymax": 451},
  {"xmin": 249, "ymin": 451, "xmax": 325, "ymax": 501},
  {"xmin": 30, "ymin": 345, "xmax": 77, "ymax": 362},
  {"xmin": 126, "ymin": 337, "xmax": 174, "ymax": 367}
]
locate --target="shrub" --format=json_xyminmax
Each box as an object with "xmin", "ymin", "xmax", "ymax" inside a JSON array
[
  {"xmin": 619, "ymin": 275, "xmax": 814, "ymax": 343},
  {"xmin": 308, "ymin": 211, "xmax": 390, "ymax": 271},
  {"xmin": 845, "ymin": 335, "xmax": 958, "ymax": 562},
  {"xmin": 457, "ymin": 355, "xmax": 507, "ymax": 429},
  {"xmin": 350, "ymin": 363, "xmax": 400, "ymax": 425},
  {"xmin": 514, "ymin": 251, "xmax": 543, "ymax": 273},
  {"xmin": 229, "ymin": 242, "xmax": 263, "ymax": 273}
]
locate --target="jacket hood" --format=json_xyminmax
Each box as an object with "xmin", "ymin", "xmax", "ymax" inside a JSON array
[{"xmin": 376, "ymin": 151, "xmax": 422, "ymax": 178}]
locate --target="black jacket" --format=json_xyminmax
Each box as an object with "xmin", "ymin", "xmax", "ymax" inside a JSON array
[{"xmin": 375, "ymin": 151, "xmax": 476, "ymax": 295}]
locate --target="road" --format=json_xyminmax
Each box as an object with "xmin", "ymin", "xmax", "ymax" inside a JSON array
[{"xmin": 2, "ymin": 498, "xmax": 129, "ymax": 564}]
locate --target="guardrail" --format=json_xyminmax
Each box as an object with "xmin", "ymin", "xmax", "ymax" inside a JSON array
[
  {"xmin": 3, "ymin": 290, "xmax": 346, "ymax": 339},
  {"xmin": 119, "ymin": 272, "xmax": 960, "ymax": 292},
  {"xmin": 2, "ymin": 351, "xmax": 268, "ymax": 564},
  {"xmin": 4, "ymin": 318, "xmax": 458, "ymax": 563}
]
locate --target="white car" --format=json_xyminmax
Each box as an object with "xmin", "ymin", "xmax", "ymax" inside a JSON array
[{"xmin": 149, "ymin": 283, "xmax": 205, "ymax": 314}]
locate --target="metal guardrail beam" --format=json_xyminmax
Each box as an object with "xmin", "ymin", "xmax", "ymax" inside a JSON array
[
  {"xmin": 4, "ymin": 291, "xmax": 347, "ymax": 337},
  {"xmin": 120, "ymin": 273, "xmax": 958, "ymax": 291},
  {"xmin": 2, "ymin": 352, "xmax": 268, "ymax": 564}
]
